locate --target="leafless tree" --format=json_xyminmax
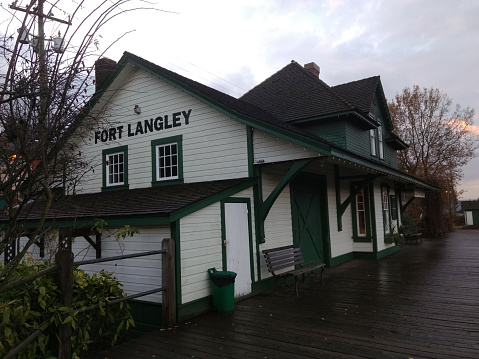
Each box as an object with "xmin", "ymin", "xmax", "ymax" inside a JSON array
[
  {"xmin": 0, "ymin": 0, "xmax": 168, "ymax": 289},
  {"xmin": 389, "ymin": 85, "xmax": 478, "ymax": 235}
]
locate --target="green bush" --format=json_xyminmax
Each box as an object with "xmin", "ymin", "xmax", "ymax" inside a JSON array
[{"xmin": 0, "ymin": 262, "xmax": 134, "ymax": 359}]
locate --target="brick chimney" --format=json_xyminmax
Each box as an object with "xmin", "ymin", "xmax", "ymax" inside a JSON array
[
  {"xmin": 94, "ymin": 58, "xmax": 117, "ymax": 91},
  {"xmin": 304, "ymin": 62, "xmax": 320, "ymax": 78}
]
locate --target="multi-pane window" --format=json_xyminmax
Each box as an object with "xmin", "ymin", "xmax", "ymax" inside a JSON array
[
  {"xmin": 156, "ymin": 142, "xmax": 178, "ymax": 181},
  {"xmin": 102, "ymin": 145, "xmax": 128, "ymax": 190},
  {"xmin": 370, "ymin": 129, "xmax": 376, "ymax": 156},
  {"xmin": 356, "ymin": 189, "xmax": 366, "ymax": 236},
  {"xmin": 382, "ymin": 186, "xmax": 390, "ymax": 235},
  {"xmin": 151, "ymin": 136, "xmax": 182, "ymax": 185},
  {"xmin": 378, "ymin": 126, "xmax": 384, "ymax": 159},
  {"xmin": 106, "ymin": 152, "xmax": 124, "ymax": 186}
]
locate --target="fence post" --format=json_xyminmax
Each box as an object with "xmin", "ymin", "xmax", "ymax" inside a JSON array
[
  {"xmin": 162, "ymin": 238, "xmax": 177, "ymax": 328},
  {"xmin": 55, "ymin": 249, "xmax": 73, "ymax": 359}
]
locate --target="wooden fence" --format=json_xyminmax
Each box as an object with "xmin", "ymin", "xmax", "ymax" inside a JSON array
[{"xmin": 3, "ymin": 237, "xmax": 176, "ymax": 359}]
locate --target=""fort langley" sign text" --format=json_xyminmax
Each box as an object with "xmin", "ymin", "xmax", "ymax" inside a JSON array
[{"xmin": 94, "ymin": 109, "xmax": 192, "ymax": 144}]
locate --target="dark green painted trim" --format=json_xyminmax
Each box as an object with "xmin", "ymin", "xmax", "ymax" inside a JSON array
[
  {"xmin": 101, "ymin": 145, "xmax": 129, "ymax": 191},
  {"xmin": 252, "ymin": 277, "xmax": 275, "ymax": 293},
  {"xmin": 400, "ymin": 195, "xmax": 416, "ymax": 215},
  {"xmin": 370, "ymin": 182, "xmax": 378, "ymax": 254},
  {"xmin": 384, "ymin": 236, "xmax": 395, "ymax": 244},
  {"xmin": 253, "ymin": 167, "xmax": 265, "ymax": 245},
  {"xmin": 177, "ymin": 296, "xmax": 212, "ymax": 322},
  {"xmin": 290, "ymin": 111, "xmax": 379, "ymax": 129},
  {"xmin": 377, "ymin": 245, "xmax": 400, "ymax": 259},
  {"xmin": 349, "ymin": 245, "xmax": 399, "ymax": 261},
  {"xmin": 169, "ymin": 179, "xmax": 256, "ymax": 222},
  {"xmin": 330, "ymin": 252, "xmax": 355, "ymax": 267},
  {"xmin": 220, "ymin": 202, "xmax": 227, "ymax": 270},
  {"xmin": 252, "ymin": 168, "xmax": 265, "ymax": 280},
  {"xmin": 330, "ymin": 149, "xmax": 440, "ymax": 191},
  {"xmin": 335, "ymin": 165, "xmax": 342, "ymax": 231},
  {"xmin": 258, "ymin": 159, "xmax": 312, "ymax": 222},
  {"xmin": 319, "ymin": 176, "xmax": 332, "ymax": 267},
  {"xmin": 246, "ymin": 126, "xmax": 254, "ymax": 178},
  {"xmin": 151, "ymin": 135, "xmax": 183, "ymax": 186}
]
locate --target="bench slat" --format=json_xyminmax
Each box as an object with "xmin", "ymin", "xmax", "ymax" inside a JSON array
[{"xmin": 262, "ymin": 244, "xmax": 325, "ymax": 295}]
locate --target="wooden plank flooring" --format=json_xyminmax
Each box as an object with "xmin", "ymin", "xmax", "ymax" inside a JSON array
[{"xmin": 83, "ymin": 230, "xmax": 479, "ymax": 358}]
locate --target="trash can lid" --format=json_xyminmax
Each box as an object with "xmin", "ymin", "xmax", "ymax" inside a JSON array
[{"xmin": 208, "ymin": 267, "xmax": 237, "ymax": 278}]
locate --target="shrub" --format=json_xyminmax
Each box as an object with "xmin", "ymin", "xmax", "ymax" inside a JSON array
[{"xmin": 0, "ymin": 262, "xmax": 134, "ymax": 359}]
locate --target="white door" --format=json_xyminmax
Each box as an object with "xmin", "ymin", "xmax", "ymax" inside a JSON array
[{"xmin": 224, "ymin": 202, "xmax": 252, "ymax": 297}]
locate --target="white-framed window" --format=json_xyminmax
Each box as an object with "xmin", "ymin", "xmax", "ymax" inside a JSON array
[
  {"xmin": 151, "ymin": 135, "xmax": 183, "ymax": 185},
  {"xmin": 156, "ymin": 142, "xmax": 178, "ymax": 181},
  {"xmin": 106, "ymin": 152, "xmax": 124, "ymax": 186},
  {"xmin": 378, "ymin": 126, "xmax": 384, "ymax": 159},
  {"xmin": 370, "ymin": 129, "xmax": 376, "ymax": 156},
  {"xmin": 102, "ymin": 145, "xmax": 128, "ymax": 190},
  {"xmin": 356, "ymin": 189, "xmax": 367, "ymax": 236},
  {"xmin": 382, "ymin": 186, "xmax": 390, "ymax": 235}
]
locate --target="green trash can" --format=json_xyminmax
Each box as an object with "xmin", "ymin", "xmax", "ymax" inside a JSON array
[{"xmin": 208, "ymin": 268, "xmax": 237, "ymax": 314}]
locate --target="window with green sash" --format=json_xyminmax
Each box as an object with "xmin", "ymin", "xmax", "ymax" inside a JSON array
[
  {"xmin": 102, "ymin": 145, "xmax": 128, "ymax": 191},
  {"xmin": 351, "ymin": 183, "xmax": 372, "ymax": 242},
  {"xmin": 151, "ymin": 135, "xmax": 183, "ymax": 186}
]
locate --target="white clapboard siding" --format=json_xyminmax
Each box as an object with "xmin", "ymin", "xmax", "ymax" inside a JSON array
[
  {"xmin": 71, "ymin": 227, "xmax": 170, "ymax": 303},
  {"xmin": 75, "ymin": 68, "xmax": 248, "ymax": 194},
  {"xmin": 258, "ymin": 164, "xmax": 295, "ymax": 279},
  {"xmin": 180, "ymin": 204, "xmax": 223, "ymax": 304},
  {"xmin": 253, "ymin": 130, "xmax": 322, "ymax": 164}
]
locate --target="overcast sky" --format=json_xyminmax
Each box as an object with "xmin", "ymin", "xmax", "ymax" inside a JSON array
[{"xmin": 5, "ymin": 0, "xmax": 479, "ymax": 199}]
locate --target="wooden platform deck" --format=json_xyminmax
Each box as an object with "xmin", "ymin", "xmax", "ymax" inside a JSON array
[{"xmin": 83, "ymin": 230, "xmax": 479, "ymax": 359}]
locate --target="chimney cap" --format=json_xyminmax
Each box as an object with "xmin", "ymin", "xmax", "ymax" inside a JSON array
[{"xmin": 304, "ymin": 62, "xmax": 320, "ymax": 78}]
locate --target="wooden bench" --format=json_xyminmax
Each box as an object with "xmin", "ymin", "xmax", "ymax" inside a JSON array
[
  {"xmin": 262, "ymin": 245, "xmax": 325, "ymax": 295},
  {"xmin": 400, "ymin": 225, "xmax": 423, "ymax": 244}
]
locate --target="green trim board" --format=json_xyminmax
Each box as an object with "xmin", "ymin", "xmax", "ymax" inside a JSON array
[
  {"xmin": 177, "ymin": 296, "xmax": 211, "ymax": 322},
  {"xmin": 246, "ymin": 126, "xmax": 254, "ymax": 177},
  {"xmin": 101, "ymin": 145, "xmax": 129, "ymax": 191},
  {"xmin": 291, "ymin": 111, "xmax": 379, "ymax": 130},
  {"xmin": 258, "ymin": 159, "xmax": 312, "ymax": 223},
  {"xmin": 330, "ymin": 148, "xmax": 440, "ymax": 191},
  {"xmin": 369, "ymin": 182, "xmax": 378, "ymax": 253},
  {"xmin": 151, "ymin": 135, "xmax": 184, "ymax": 186},
  {"xmin": 330, "ymin": 245, "xmax": 399, "ymax": 266}
]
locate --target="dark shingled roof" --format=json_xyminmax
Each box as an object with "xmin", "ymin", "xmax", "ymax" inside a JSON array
[
  {"xmin": 0, "ymin": 178, "xmax": 253, "ymax": 222},
  {"xmin": 120, "ymin": 52, "xmax": 329, "ymax": 144},
  {"xmin": 240, "ymin": 61, "xmax": 367, "ymax": 122},
  {"xmin": 332, "ymin": 76, "xmax": 381, "ymax": 115},
  {"xmin": 462, "ymin": 201, "xmax": 479, "ymax": 210}
]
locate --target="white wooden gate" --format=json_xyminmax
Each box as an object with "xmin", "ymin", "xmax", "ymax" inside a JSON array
[{"xmin": 224, "ymin": 202, "xmax": 252, "ymax": 297}]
